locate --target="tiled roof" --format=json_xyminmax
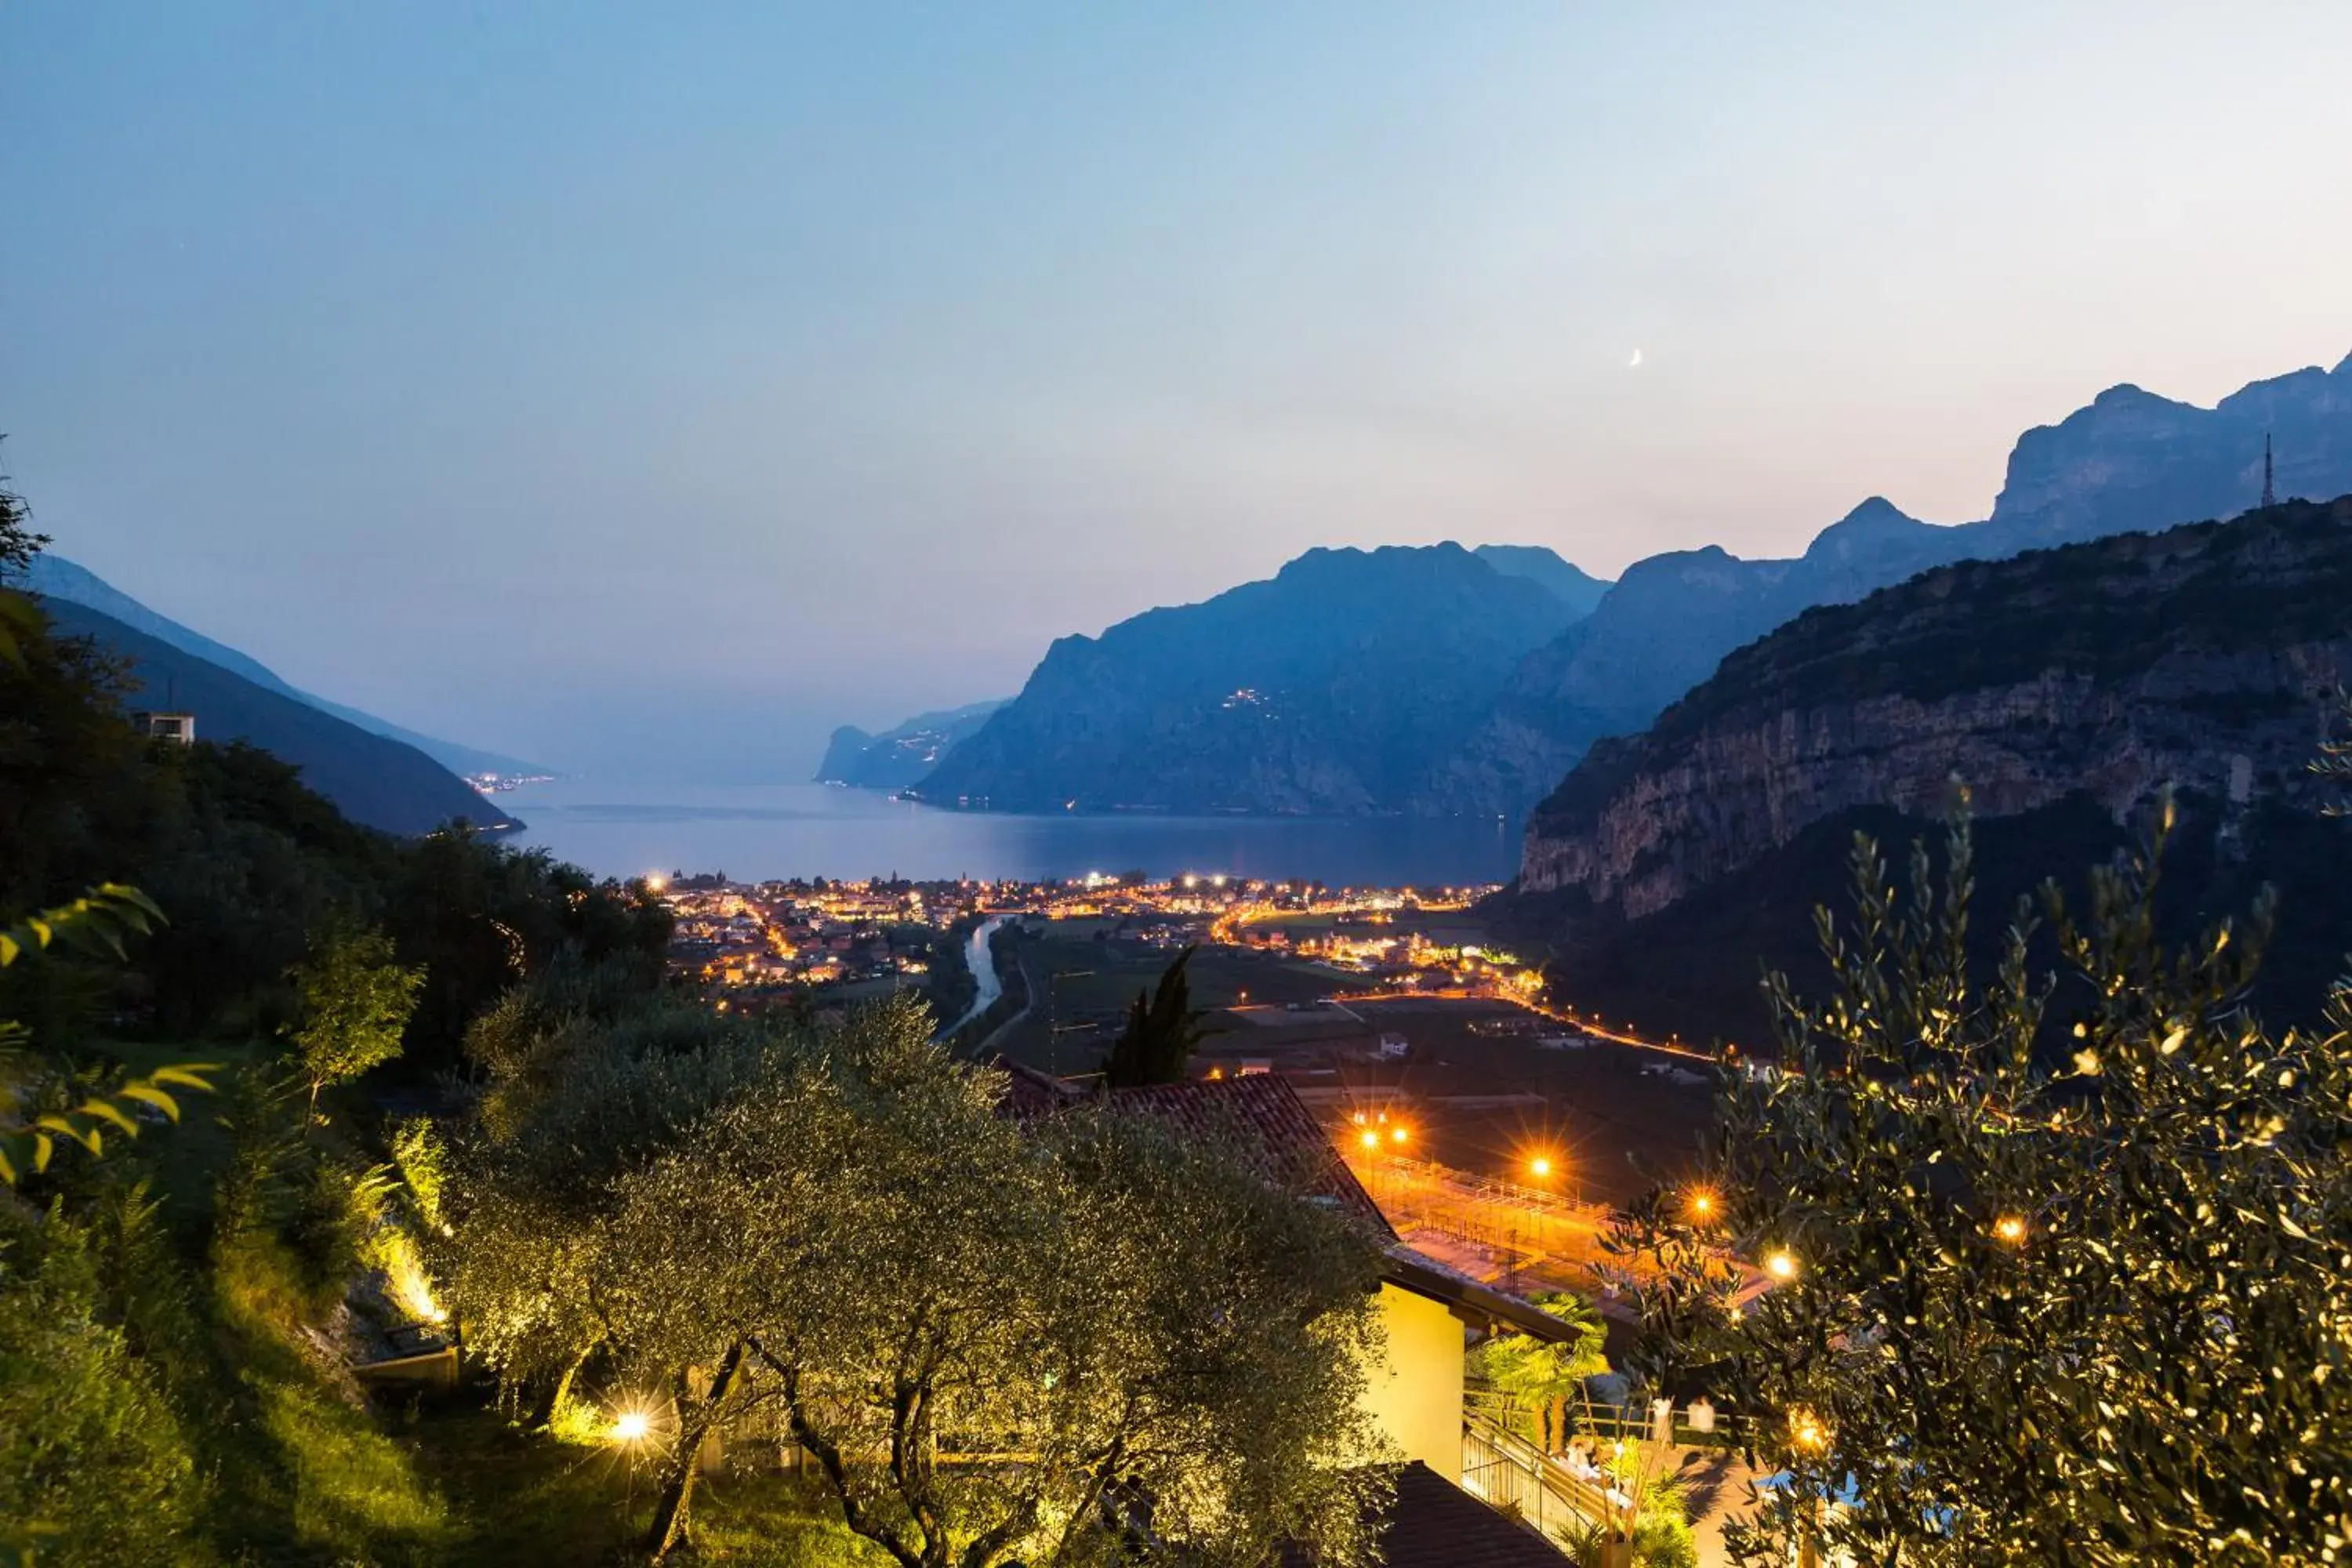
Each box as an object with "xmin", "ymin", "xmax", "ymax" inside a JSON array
[
  {"xmin": 989, "ymin": 1054, "xmax": 1085, "ymax": 1116},
  {"xmin": 1383, "ymin": 1243, "xmax": 1594, "ymax": 1345},
  {"xmin": 1102, "ymin": 1074, "xmax": 1396, "ymax": 1238},
  {"xmin": 993, "ymin": 1062, "xmax": 1393, "ymax": 1238},
  {"xmin": 1283, "ymin": 1462, "xmax": 1576, "ymax": 1568}
]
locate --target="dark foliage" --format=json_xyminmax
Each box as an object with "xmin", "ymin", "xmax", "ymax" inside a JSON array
[
  {"xmin": 1102, "ymin": 943, "xmax": 1212, "ymax": 1087},
  {"xmin": 0, "ymin": 601, "xmax": 670, "ymax": 1072}
]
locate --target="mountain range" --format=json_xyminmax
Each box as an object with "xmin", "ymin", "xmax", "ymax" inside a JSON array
[
  {"xmin": 24, "ymin": 554, "xmax": 549, "ymax": 780},
  {"xmin": 913, "ymin": 543, "xmax": 1592, "ymax": 814},
  {"xmin": 892, "ymin": 352, "xmax": 2352, "ymax": 819},
  {"xmin": 1498, "ymin": 495, "xmax": 2352, "ymax": 1049},
  {"xmin": 1439, "ymin": 353, "xmax": 2352, "ymax": 815}
]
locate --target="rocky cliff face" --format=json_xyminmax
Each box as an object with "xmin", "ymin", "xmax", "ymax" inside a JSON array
[
  {"xmin": 1454, "ymin": 353, "xmax": 2352, "ymax": 817},
  {"xmin": 1519, "ymin": 498, "xmax": 2352, "ymax": 918}
]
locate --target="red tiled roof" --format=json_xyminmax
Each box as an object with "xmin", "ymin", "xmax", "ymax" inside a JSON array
[
  {"xmin": 1103, "ymin": 1074, "xmax": 1396, "ymax": 1238},
  {"xmin": 989, "ymin": 1055, "xmax": 1085, "ymax": 1116},
  {"xmin": 1283, "ymin": 1462, "xmax": 1575, "ymax": 1568},
  {"xmin": 993, "ymin": 1062, "xmax": 1395, "ymax": 1239}
]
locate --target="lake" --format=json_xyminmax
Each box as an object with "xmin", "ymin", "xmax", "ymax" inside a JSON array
[{"xmin": 509, "ymin": 779, "xmax": 1523, "ymax": 887}]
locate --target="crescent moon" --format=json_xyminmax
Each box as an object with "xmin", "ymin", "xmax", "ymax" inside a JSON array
[{"xmin": 1628, "ymin": 348, "xmax": 1644, "ymax": 368}]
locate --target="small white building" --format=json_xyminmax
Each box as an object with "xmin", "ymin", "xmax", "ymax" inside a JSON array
[{"xmin": 132, "ymin": 711, "xmax": 196, "ymax": 743}]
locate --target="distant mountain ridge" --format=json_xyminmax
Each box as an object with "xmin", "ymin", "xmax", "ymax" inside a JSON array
[
  {"xmin": 38, "ymin": 597, "xmax": 518, "ymax": 837},
  {"xmin": 913, "ymin": 543, "xmax": 1587, "ymax": 814},
  {"xmin": 1443, "ymin": 352, "xmax": 2352, "ymax": 815},
  {"xmin": 906, "ymin": 352, "xmax": 2352, "ymax": 821},
  {"xmin": 815, "ymin": 700, "xmax": 1006, "ymax": 789},
  {"xmin": 1498, "ymin": 496, "xmax": 2352, "ymax": 1047},
  {"xmin": 1470, "ymin": 545, "xmax": 1612, "ymax": 616},
  {"xmin": 24, "ymin": 554, "xmax": 551, "ymax": 780}
]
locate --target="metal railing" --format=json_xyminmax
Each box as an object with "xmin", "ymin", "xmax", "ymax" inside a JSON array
[
  {"xmin": 1460, "ymin": 1407, "xmax": 1616, "ymax": 1541},
  {"xmin": 1468, "ymin": 1384, "xmax": 1746, "ymax": 1455}
]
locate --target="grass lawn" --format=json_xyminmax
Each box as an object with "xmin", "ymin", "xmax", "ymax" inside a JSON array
[{"xmin": 411, "ymin": 1392, "xmax": 890, "ymax": 1566}]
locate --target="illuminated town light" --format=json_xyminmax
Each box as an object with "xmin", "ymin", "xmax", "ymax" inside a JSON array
[
  {"xmin": 1529, "ymin": 1156, "xmax": 1552, "ymax": 1179},
  {"xmin": 1688, "ymin": 1189, "xmax": 1717, "ymax": 1220},
  {"xmin": 610, "ymin": 1410, "xmax": 652, "ymax": 1444},
  {"xmin": 1994, "ymin": 1214, "xmax": 2029, "ymax": 1245},
  {"xmin": 1359, "ymin": 1129, "xmax": 1380, "ymax": 1150},
  {"xmin": 644, "ymin": 873, "xmax": 668, "ymax": 893},
  {"xmin": 1389, "ymin": 1124, "xmax": 1408, "ymax": 1144},
  {"xmin": 1765, "ymin": 1248, "xmax": 1800, "ymax": 1282}
]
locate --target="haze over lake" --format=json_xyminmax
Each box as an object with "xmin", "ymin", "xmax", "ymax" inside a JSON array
[{"xmin": 510, "ymin": 779, "xmax": 1521, "ymax": 887}]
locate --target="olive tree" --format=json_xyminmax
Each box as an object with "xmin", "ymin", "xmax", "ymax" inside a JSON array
[
  {"xmin": 285, "ymin": 923, "xmax": 423, "ymax": 1122},
  {"xmin": 1680, "ymin": 805, "xmax": 2352, "ymax": 1565},
  {"xmin": 447, "ymin": 994, "xmax": 1388, "ymax": 1566}
]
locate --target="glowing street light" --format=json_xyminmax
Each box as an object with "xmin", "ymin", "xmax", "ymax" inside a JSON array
[
  {"xmin": 1688, "ymin": 1189, "xmax": 1718, "ymax": 1221},
  {"xmin": 1388, "ymin": 1124, "xmax": 1408, "ymax": 1145},
  {"xmin": 1994, "ymin": 1214, "xmax": 2029, "ymax": 1246},
  {"xmin": 1359, "ymin": 1129, "xmax": 1381, "ymax": 1151},
  {"xmin": 1528, "ymin": 1156, "xmax": 1553, "ymax": 1180},
  {"xmin": 1765, "ymin": 1248, "xmax": 1801, "ymax": 1283},
  {"xmin": 609, "ymin": 1410, "xmax": 652, "ymax": 1444}
]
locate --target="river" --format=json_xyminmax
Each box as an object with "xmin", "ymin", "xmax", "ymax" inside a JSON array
[
  {"xmin": 938, "ymin": 914, "xmax": 1010, "ymax": 1037},
  {"xmin": 508, "ymin": 779, "xmax": 1522, "ymax": 888}
]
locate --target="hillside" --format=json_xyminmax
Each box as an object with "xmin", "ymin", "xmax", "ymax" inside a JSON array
[
  {"xmin": 1498, "ymin": 496, "xmax": 2352, "ymax": 1047},
  {"xmin": 25, "ymin": 554, "xmax": 550, "ymax": 779},
  {"xmin": 1443, "ymin": 353, "xmax": 2352, "ymax": 815},
  {"xmin": 38, "ymin": 597, "xmax": 518, "ymax": 836},
  {"xmin": 815, "ymin": 699, "xmax": 1005, "ymax": 789},
  {"xmin": 913, "ymin": 543, "xmax": 1582, "ymax": 815}
]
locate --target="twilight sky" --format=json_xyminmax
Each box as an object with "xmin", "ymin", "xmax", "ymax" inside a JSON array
[{"xmin": 7, "ymin": 2, "xmax": 2350, "ymax": 782}]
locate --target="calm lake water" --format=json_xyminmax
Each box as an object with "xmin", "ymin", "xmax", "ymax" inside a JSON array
[{"xmin": 509, "ymin": 780, "xmax": 1522, "ymax": 887}]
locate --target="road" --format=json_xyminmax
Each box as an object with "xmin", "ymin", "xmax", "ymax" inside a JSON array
[{"xmin": 1347, "ymin": 1149, "xmax": 1635, "ymax": 1294}]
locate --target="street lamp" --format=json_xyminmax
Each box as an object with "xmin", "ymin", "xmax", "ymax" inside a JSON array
[
  {"xmin": 1528, "ymin": 1155, "xmax": 1552, "ymax": 1180},
  {"xmin": 1765, "ymin": 1247, "xmax": 1801, "ymax": 1283}
]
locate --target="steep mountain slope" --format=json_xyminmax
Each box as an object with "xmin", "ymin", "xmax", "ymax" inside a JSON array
[
  {"xmin": 1500, "ymin": 497, "xmax": 2352, "ymax": 1047},
  {"xmin": 25, "ymin": 554, "xmax": 550, "ymax": 779},
  {"xmin": 913, "ymin": 543, "xmax": 1581, "ymax": 815},
  {"xmin": 1450, "ymin": 354, "xmax": 2352, "ymax": 814},
  {"xmin": 815, "ymin": 699, "xmax": 1005, "ymax": 789},
  {"xmin": 1471, "ymin": 545, "xmax": 1613, "ymax": 617},
  {"xmin": 38, "ymin": 598, "xmax": 517, "ymax": 836}
]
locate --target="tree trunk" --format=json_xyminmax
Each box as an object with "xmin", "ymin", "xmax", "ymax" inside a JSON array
[{"xmin": 645, "ymin": 1341, "xmax": 747, "ymax": 1560}]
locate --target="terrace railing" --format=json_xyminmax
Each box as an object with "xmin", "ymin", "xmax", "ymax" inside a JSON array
[{"xmin": 1460, "ymin": 1406, "xmax": 1615, "ymax": 1541}]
